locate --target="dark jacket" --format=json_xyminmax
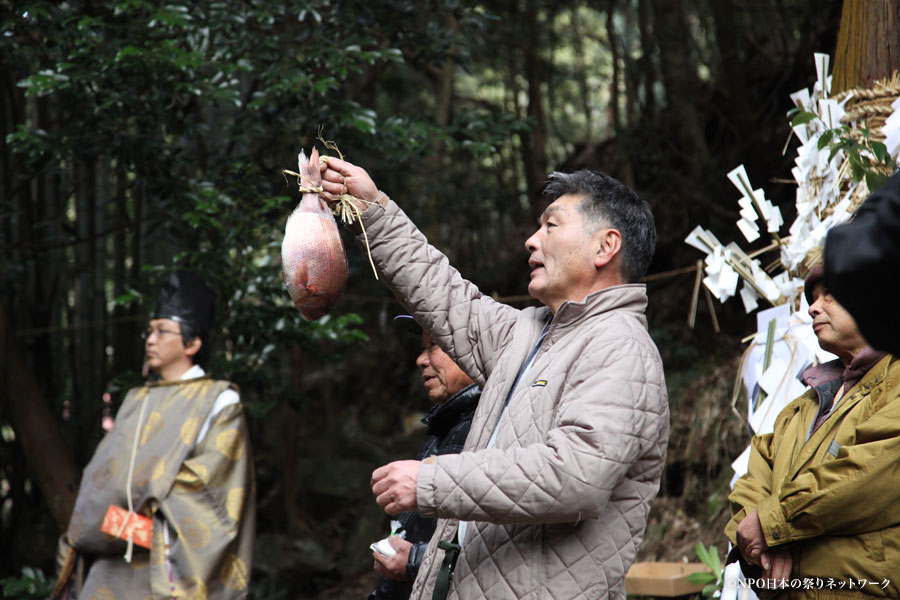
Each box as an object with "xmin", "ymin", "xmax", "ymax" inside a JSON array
[{"xmin": 368, "ymin": 383, "xmax": 481, "ymax": 600}]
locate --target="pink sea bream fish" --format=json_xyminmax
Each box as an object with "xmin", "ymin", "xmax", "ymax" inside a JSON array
[{"xmin": 281, "ymin": 147, "xmax": 348, "ymax": 320}]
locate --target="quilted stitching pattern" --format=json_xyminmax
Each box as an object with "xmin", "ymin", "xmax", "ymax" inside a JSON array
[{"xmin": 357, "ymin": 200, "xmax": 669, "ymax": 600}]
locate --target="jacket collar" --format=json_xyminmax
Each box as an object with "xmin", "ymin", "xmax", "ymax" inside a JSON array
[
  {"xmin": 800, "ymin": 347, "xmax": 888, "ymax": 391},
  {"xmin": 423, "ymin": 383, "xmax": 481, "ymax": 435},
  {"xmin": 549, "ymin": 283, "xmax": 649, "ymax": 330},
  {"xmin": 790, "ymin": 355, "xmax": 896, "ymax": 479}
]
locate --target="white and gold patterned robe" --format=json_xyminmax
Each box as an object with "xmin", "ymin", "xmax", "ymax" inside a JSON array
[{"xmin": 53, "ymin": 373, "xmax": 255, "ymax": 600}]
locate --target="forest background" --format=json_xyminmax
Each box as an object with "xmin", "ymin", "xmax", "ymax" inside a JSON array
[{"xmin": 0, "ymin": 0, "xmax": 884, "ymax": 598}]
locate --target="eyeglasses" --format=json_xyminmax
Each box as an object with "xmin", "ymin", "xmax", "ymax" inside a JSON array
[{"xmin": 142, "ymin": 326, "xmax": 181, "ymax": 340}]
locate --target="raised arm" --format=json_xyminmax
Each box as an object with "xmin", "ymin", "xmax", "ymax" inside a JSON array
[{"xmin": 319, "ymin": 156, "xmax": 522, "ymax": 382}]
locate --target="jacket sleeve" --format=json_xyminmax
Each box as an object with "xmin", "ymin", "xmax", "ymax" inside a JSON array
[
  {"xmin": 149, "ymin": 402, "xmax": 254, "ymax": 599},
  {"xmin": 723, "ymin": 431, "xmax": 776, "ymax": 545},
  {"xmin": 416, "ymin": 335, "xmax": 666, "ymax": 524},
  {"xmin": 353, "ymin": 197, "xmax": 521, "ymax": 384},
  {"xmin": 754, "ymin": 386, "xmax": 900, "ymax": 547}
]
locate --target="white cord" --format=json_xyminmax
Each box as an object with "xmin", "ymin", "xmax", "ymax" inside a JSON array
[{"xmin": 116, "ymin": 392, "xmax": 150, "ymax": 563}]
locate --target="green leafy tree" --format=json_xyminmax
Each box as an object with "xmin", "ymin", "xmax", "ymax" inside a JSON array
[{"xmin": 1, "ymin": 0, "xmax": 521, "ymax": 591}]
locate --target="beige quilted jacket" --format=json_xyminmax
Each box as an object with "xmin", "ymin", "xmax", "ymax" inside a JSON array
[{"xmin": 356, "ymin": 198, "xmax": 669, "ymax": 600}]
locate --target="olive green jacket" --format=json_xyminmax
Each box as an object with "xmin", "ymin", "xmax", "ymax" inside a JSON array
[{"xmin": 726, "ymin": 354, "xmax": 900, "ymax": 598}]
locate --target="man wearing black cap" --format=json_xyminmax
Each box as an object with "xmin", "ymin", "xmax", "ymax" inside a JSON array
[
  {"xmin": 724, "ymin": 264, "xmax": 900, "ymax": 595},
  {"xmin": 367, "ymin": 316, "xmax": 481, "ymax": 600},
  {"xmin": 52, "ymin": 271, "xmax": 256, "ymax": 600}
]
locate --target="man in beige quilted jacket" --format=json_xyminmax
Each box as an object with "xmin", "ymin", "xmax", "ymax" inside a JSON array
[{"xmin": 321, "ymin": 159, "xmax": 669, "ymax": 600}]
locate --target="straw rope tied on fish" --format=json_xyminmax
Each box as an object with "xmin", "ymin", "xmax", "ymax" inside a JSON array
[{"xmin": 281, "ymin": 136, "xmax": 378, "ymax": 320}]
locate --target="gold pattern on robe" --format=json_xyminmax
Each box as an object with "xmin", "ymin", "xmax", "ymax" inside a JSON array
[
  {"xmin": 216, "ymin": 429, "xmax": 243, "ymax": 460},
  {"xmin": 133, "ymin": 455, "xmax": 163, "ymax": 487},
  {"xmin": 92, "ymin": 456, "xmax": 119, "ymax": 490},
  {"xmin": 193, "ymin": 462, "xmax": 209, "ymax": 482},
  {"xmin": 181, "ymin": 576, "xmax": 208, "ymax": 600},
  {"xmin": 219, "ymin": 554, "xmax": 248, "ymax": 591},
  {"xmin": 174, "ymin": 465, "xmax": 205, "ymax": 492},
  {"xmin": 225, "ymin": 488, "xmax": 243, "ymax": 521},
  {"xmin": 181, "ymin": 417, "xmax": 202, "ymax": 445},
  {"xmin": 182, "ymin": 379, "xmax": 213, "ymax": 400},
  {"xmin": 152, "ymin": 458, "xmax": 166, "ymax": 481},
  {"xmin": 150, "ymin": 537, "xmax": 166, "ymax": 566},
  {"xmin": 56, "ymin": 380, "xmax": 254, "ymax": 600},
  {"xmin": 179, "ymin": 517, "xmax": 212, "ymax": 549},
  {"xmin": 141, "ymin": 411, "xmax": 164, "ymax": 444},
  {"xmin": 90, "ymin": 586, "xmax": 116, "ymax": 600}
]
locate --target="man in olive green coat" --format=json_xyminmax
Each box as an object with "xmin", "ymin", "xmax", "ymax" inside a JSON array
[
  {"xmin": 725, "ymin": 265, "xmax": 900, "ymax": 597},
  {"xmin": 53, "ymin": 272, "xmax": 255, "ymax": 599}
]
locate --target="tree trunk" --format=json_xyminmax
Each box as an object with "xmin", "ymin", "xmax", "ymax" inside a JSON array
[
  {"xmin": 434, "ymin": 13, "xmax": 458, "ymax": 130},
  {"xmin": 71, "ymin": 157, "xmax": 106, "ymax": 463},
  {"xmin": 606, "ymin": 0, "xmax": 621, "ymax": 136},
  {"xmin": 0, "ymin": 302, "xmax": 80, "ymax": 530},
  {"xmin": 651, "ymin": 0, "xmax": 708, "ymax": 177},
  {"xmin": 426, "ymin": 10, "xmax": 458, "ymax": 210},
  {"xmin": 636, "ymin": 0, "xmax": 656, "ymax": 123},
  {"xmin": 709, "ymin": 0, "xmax": 751, "ymax": 133},
  {"xmin": 519, "ymin": 0, "xmax": 550, "ymax": 218},
  {"xmin": 832, "ymin": 0, "xmax": 900, "ymax": 93}
]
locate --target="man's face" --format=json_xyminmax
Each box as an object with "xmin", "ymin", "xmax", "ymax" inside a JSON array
[
  {"xmin": 524, "ymin": 194, "xmax": 601, "ymax": 313},
  {"xmin": 808, "ymin": 285, "xmax": 868, "ymax": 361},
  {"xmin": 416, "ymin": 332, "xmax": 474, "ymax": 404},
  {"xmin": 144, "ymin": 318, "xmax": 187, "ymax": 375}
]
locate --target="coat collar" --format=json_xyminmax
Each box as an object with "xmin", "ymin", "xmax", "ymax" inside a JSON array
[
  {"xmin": 548, "ymin": 283, "xmax": 649, "ymax": 330},
  {"xmin": 790, "ymin": 354, "xmax": 896, "ymax": 479},
  {"xmin": 423, "ymin": 383, "xmax": 481, "ymax": 435}
]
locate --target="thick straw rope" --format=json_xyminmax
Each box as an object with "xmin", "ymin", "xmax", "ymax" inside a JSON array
[{"xmin": 798, "ymin": 73, "xmax": 900, "ymax": 272}]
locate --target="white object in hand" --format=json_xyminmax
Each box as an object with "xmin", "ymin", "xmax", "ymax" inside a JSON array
[{"xmin": 370, "ymin": 537, "xmax": 397, "ymax": 558}]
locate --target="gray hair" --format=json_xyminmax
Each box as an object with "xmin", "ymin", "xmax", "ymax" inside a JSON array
[{"xmin": 542, "ymin": 170, "xmax": 656, "ymax": 283}]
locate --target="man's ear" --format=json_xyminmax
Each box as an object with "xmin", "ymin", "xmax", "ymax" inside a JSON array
[
  {"xmin": 593, "ymin": 228, "xmax": 622, "ymax": 268},
  {"xmin": 184, "ymin": 337, "xmax": 202, "ymax": 359}
]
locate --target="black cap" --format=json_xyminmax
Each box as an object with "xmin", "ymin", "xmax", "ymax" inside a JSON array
[
  {"xmin": 803, "ymin": 264, "xmax": 825, "ymax": 305},
  {"xmin": 153, "ymin": 271, "xmax": 215, "ymax": 334},
  {"xmin": 393, "ymin": 314, "xmax": 422, "ymax": 336}
]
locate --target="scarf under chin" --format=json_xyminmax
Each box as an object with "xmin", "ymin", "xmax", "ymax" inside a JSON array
[
  {"xmin": 801, "ymin": 346, "xmax": 887, "ymax": 391},
  {"xmin": 801, "ymin": 346, "xmax": 887, "ymax": 435},
  {"xmin": 841, "ymin": 347, "xmax": 888, "ymax": 390}
]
